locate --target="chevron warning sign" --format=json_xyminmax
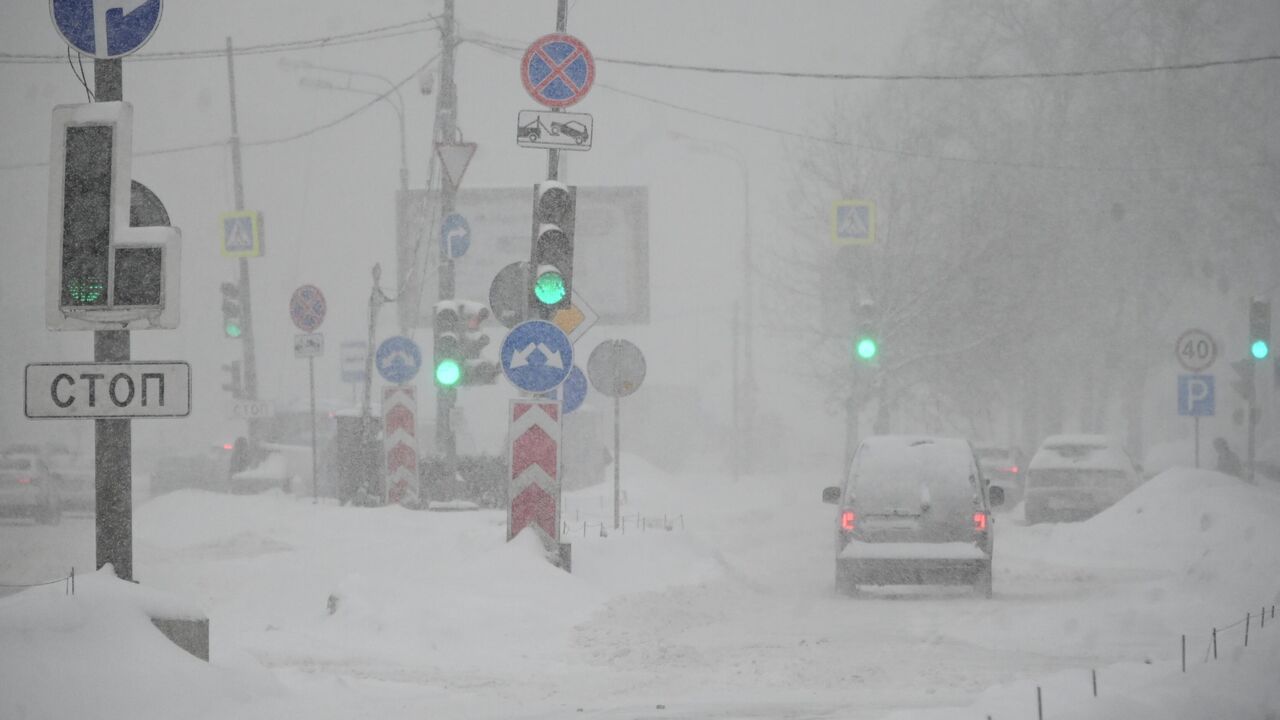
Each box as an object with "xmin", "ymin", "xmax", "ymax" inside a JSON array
[
  {"xmin": 508, "ymin": 399, "xmax": 562, "ymax": 541},
  {"xmin": 383, "ymin": 386, "xmax": 418, "ymax": 506}
]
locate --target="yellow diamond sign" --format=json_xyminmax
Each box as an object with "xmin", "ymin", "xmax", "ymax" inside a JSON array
[{"xmin": 551, "ymin": 291, "xmax": 598, "ymax": 344}]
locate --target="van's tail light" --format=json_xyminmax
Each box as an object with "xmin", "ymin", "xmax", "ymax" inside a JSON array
[
  {"xmin": 840, "ymin": 509, "xmax": 856, "ymax": 533},
  {"xmin": 973, "ymin": 511, "xmax": 988, "ymax": 533},
  {"xmin": 15, "ymin": 476, "xmax": 31, "ymax": 485}
]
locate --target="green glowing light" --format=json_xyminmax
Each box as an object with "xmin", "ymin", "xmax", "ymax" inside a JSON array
[
  {"xmin": 435, "ymin": 359, "xmax": 462, "ymax": 387},
  {"xmin": 856, "ymin": 337, "xmax": 878, "ymax": 361},
  {"xmin": 534, "ymin": 270, "xmax": 567, "ymax": 305}
]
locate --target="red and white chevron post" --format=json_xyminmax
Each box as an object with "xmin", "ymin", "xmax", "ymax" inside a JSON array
[
  {"xmin": 508, "ymin": 399, "xmax": 561, "ymax": 541},
  {"xmin": 383, "ymin": 386, "xmax": 418, "ymax": 506}
]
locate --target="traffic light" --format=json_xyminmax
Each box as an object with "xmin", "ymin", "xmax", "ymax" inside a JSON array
[
  {"xmin": 60, "ymin": 125, "xmax": 112, "ymax": 308},
  {"xmin": 434, "ymin": 302, "xmax": 463, "ymax": 388},
  {"xmin": 1249, "ymin": 298, "xmax": 1270, "ymax": 360},
  {"xmin": 221, "ymin": 360, "xmax": 243, "ymax": 398},
  {"xmin": 1230, "ymin": 358, "xmax": 1255, "ymax": 402},
  {"xmin": 457, "ymin": 301, "xmax": 500, "ymax": 385},
  {"xmin": 221, "ymin": 281, "xmax": 243, "ymax": 338},
  {"xmin": 855, "ymin": 335, "xmax": 878, "ymax": 363},
  {"xmin": 530, "ymin": 182, "xmax": 576, "ymax": 318}
]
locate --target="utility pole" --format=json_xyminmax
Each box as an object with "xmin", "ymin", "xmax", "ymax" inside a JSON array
[
  {"xmin": 225, "ymin": 38, "xmax": 261, "ymax": 448},
  {"xmin": 434, "ymin": 0, "xmax": 460, "ymax": 470},
  {"xmin": 92, "ymin": 58, "xmax": 132, "ymax": 582}
]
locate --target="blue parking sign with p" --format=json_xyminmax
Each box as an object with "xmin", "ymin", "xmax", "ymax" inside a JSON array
[{"xmin": 1178, "ymin": 374, "xmax": 1214, "ymax": 417}]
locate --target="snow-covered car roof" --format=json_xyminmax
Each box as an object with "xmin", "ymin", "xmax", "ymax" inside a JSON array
[{"xmin": 1030, "ymin": 435, "xmax": 1132, "ymax": 471}]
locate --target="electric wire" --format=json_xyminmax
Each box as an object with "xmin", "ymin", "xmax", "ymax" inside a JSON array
[
  {"xmin": 0, "ymin": 15, "xmax": 440, "ymax": 65},
  {"xmin": 466, "ymin": 36, "xmax": 1272, "ymax": 175},
  {"xmin": 467, "ymin": 36, "xmax": 1280, "ymax": 81}
]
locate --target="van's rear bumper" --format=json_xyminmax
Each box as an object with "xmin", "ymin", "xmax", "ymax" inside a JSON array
[{"xmin": 837, "ymin": 541, "xmax": 989, "ymax": 585}]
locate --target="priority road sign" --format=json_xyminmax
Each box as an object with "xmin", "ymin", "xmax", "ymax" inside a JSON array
[
  {"xmin": 553, "ymin": 290, "xmax": 599, "ymax": 344},
  {"xmin": 441, "ymin": 212, "xmax": 471, "ymax": 259},
  {"xmin": 521, "ymin": 33, "xmax": 595, "ymax": 108},
  {"xmin": 221, "ymin": 210, "xmax": 262, "ymax": 257},
  {"xmin": 508, "ymin": 399, "xmax": 561, "ymax": 541},
  {"xmin": 289, "ymin": 285, "xmax": 326, "ymax": 333},
  {"xmin": 1178, "ymin": 374, "xmax": 1215, "ymax": 417},
  {"xmin": 51, "ymin": 0, "xmax": 163, "ymax": 59},
  {"xmin": 831, "ymin": 200, "xmax": 876, "ymax": 245},
  {"xmin": 376, "ymin": 336, "xmax": 422, "ymax": 384},
  {"xmin": 25, "ymin": 361, "xmax": 190, "ymax": 419},
  {"xmin": 501, "ymin": 320, "xmax": 574, "ymax": 393}
]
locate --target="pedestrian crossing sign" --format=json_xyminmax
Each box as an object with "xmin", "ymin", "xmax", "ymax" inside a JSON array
[
  {"xmin": 831, "ymin": 200, "xmax": 875, "ymax": 246},
  {"xmin": 221, "ymin": 210, "xmax": 263, "ymax": 258}
]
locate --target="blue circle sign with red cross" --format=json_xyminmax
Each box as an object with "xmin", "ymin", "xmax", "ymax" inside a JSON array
[{"xmin": 521, "ymin": 33, "xmax": 595, "ymax": 108}]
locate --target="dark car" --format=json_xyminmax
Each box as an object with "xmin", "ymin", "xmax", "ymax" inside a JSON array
[
  {"xmin": 822, "ymin": 435, "xmax": 1002, "ymax": 597},
  {"xmin": 0, "ymin": 455, "xmax": 61, "ymax": 524},
  {"xmin": 974, "ymin": 444, "xmax": 1027, "ymax": 509}
]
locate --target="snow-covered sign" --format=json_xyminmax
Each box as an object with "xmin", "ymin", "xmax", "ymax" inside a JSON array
[
  {"xmin": 508, "ymin": 399, "xmax": 561, "ymax": 541},
  {"xmin": 434, "ymin": 142, "xmax": 476, "ymax": 189},
  {"xmin": 293, "ymin": 332, "xmax": 324, "ymax": 359},
  {"xmin": 50, "ymin": 0, "xmax": 163, "ymax": 59},
  {"xmin": 383, "ymin": 386, "xmax": 418, "ymax": 506}
]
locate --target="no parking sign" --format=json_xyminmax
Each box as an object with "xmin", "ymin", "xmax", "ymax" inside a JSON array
[{"xmin": 521, "ymin": 33, "xmax": 595, "ymax": 108}]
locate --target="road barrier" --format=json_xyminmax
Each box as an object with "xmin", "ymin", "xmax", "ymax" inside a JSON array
[{"xmin": 0, "ymin": 567, "xmax": 75, "ymax": 595}]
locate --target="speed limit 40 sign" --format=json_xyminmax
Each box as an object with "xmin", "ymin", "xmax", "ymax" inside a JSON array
[{"xmin": 1176, "ymin": 329, "xmax": 1217, "ymax": 372}]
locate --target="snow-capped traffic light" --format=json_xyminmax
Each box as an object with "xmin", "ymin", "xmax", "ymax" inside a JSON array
[
  {"xmin": 457, "ymin": 301, "xmax": 499, "ymax": 386},
  {"xmin": 530, "ymin": 182, "xmax": 576, "ymax": 319},
  {"xmin": 1249, "ymin": 297, "xmax": 1270, "ymax": 360},
  {"xmin": 221, "ymin": 281, "xmax": 243, "ymax": 338}
]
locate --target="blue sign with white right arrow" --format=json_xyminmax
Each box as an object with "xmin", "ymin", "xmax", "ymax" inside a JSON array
[
  {"xmin": 500, "ymin": 320, "xmax": 573, "ymax": 393},
  {"xmin": 51, "ymin": 0, "xmax": 164, "ymax": 59},
  {"xmin": 441, "ymin": 212, "xmax": 471, "ymax": 259}
]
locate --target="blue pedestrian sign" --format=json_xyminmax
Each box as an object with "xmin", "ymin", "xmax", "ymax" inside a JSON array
[
  {"xmin": 558, "ymin": 365, "xmax": 588, "ymax": 415},
  {"xmin": 441, "ymin": 213, "xmax": 471, "ymax": 259},
  {"xmin": 1178, "ymin": 374, "xmax": 1215, "ymax": 417},
  {"xmin": 500, "ymin": 320, "xmax": 573, "ymax": 393},
  {"xmin": 520, "ymin": 33, "xmax": 595, "ymax": 108},
  {"xmin": 831, "ymin": 200, "xmax": 876, "ymax": 246},
  {"xmin": 376, "ymin": 336, "xmax": 422, "ymax": 384},
  {"xmin": 51, "ymin": 0, "xmax": 163, "ymax": 59}
]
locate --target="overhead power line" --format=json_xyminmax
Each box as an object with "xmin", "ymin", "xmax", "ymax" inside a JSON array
[
  {"xmin": 467, "ymin": 36, "xmax": 1280, "ymax": 81},
  {"xmin": 0, "ymin": 15, "xmax": 440, "ymax": 64},
  {"xmin": 0, "ymin": 53, "xmax": 441, "ymax": 171},
  {"xmin": 467, "ymin": 37, "xmax": 1271, "ymax": 174}
]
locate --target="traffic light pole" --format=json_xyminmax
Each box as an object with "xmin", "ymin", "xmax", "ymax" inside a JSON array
[
  {"xmin": 225, "ymin": 38, "xmax": 261, "ymax": 447},
  {"xmin": 435, "ymin": 0, "xmax": 459, "ymax": 469},
  {"xmin": 92, "ymin": 58, "xmax": 133, "ymax": 582}
]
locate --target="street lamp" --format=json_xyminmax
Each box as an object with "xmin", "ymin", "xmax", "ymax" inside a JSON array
[
  {"xmin": 285, "ymin": 59, "xmax": 410, "ymax": 191},
  {"xmin": 669, "ymin": 131, "xmax": 756, "ymax": 474}
]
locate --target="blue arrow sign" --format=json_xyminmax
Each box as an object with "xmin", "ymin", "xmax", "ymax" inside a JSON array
[
  {"xmin": 51, "ymin": 0, "xmax": 163, "ymax": 59},
  {"xmin": 376, "ymin": 336, "xmax": 422, "ymax": 384},
  {"xmin": 559, "ymin": 365, "xmax": 588, "ymax": 414},
  {"xmin": 441, "ymin": 212, "xmax": 471, "ymax": 259},
  {"xmin": 500, "ymin": 320, "xmax": 573, "ymax": 393},
  {"xmin": 1178, "ymin": 374, "xmax": 1214, "ymax": 417}
]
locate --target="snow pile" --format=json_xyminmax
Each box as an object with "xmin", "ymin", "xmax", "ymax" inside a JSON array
[{"xmin": 0, "ymin": 567, "xmax": 281, "ymax": 720}]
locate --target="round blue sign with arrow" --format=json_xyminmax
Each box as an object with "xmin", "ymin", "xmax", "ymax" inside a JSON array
[
  {"xmin": 51, "ymin": 0, "xmax": 164, "ymax": 59},
  {"xmin": 500, "ymin": 320, "xmax": 573, "ymax": 393},
  {"xmin": 559, "ymin": 365, "xmax": 588, "ymax": 414},
  {"xmin": 375, "ymin": 336, "xmax": 422, "ymax": 384},
  {"xmin": 441, "ymin": 212, "xmax": 471, "ymax": 259}
]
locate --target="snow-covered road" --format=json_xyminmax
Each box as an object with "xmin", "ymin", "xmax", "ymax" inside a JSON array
[{"xmin": 2, "ymin": 461, "xmax": 1278, "ymax": 719}]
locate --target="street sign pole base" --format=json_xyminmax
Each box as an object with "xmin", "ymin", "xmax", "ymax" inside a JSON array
[{"xmin": 557, "ymin": 542, "xmax": 572, "ymax": 573}]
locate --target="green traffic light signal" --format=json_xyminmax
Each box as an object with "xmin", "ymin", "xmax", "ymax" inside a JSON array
[
  {"xmin": 224, "ymin": 322, "xmax": 243, "ymax": 339},
  {"xmin": 1251, "ymin": 339, "xmax": 1269, "ymax": 360},
  {"xmin": 435, "ymin": 359, "xmax": 462, "ymax": 387},
  {"xmin": 66, "ymin": 277, "xmax": 105, "ymax": 304},
  {"xmin": 856, "ymin": 336, "xmax": 878, "ymax": 362},
  {"xmin": 533, "ymin": 270, "xmax": 567, "ymax": 306}
]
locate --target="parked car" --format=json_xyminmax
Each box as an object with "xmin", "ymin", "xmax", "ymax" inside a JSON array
[
  {"xmin": 822, "ymin": 435, "xmax": 1002, "ymax": 597},
  {"xmin": 0, "ymin": 455, "xmax": 61, "ymax": 524},
  {"xmin": 974, "ymin": 444, "xmax": 1027, "ymax": 509},
  {"xmin": 2, "ymin": 443, "xmax": 91, "ymax": 512},
  {"xmin": 1024, "ymin": 434, "xmax": 1143, "ymax": 524}
]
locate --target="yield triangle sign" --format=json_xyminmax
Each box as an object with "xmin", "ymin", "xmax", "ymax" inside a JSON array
[{"xmin": 435, "ymin": 142, "xmax": 477, "ymax": 188}]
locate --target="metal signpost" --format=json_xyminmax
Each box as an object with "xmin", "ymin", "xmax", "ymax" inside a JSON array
[
  {"xmin": 586, "ymin": 339, "xmax": 647, "ymax": 530},
  {"xmin": 43, "ymin": 0, "xmax": 175, "ymax": 583},
  {"xmin": 291, "ymin": 286, "xmax": 327, "ymax": 501}
]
